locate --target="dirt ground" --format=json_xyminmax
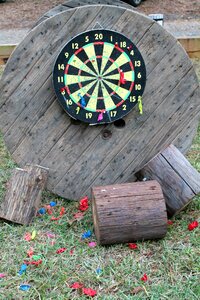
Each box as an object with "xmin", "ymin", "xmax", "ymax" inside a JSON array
[{"xmin": 0, "ymin": 0, "xmax": 199, "ymax": 29}]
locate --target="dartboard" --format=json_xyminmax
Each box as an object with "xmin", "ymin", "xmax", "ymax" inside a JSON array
[{"xmin": 53, "ymin": 29, "xmax": 146, "ymax": 125}]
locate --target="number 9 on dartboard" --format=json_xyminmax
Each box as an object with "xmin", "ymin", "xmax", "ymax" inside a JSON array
[{"xmin": 53, "ymin": 29, "xmax": 146, "ymax": 125}]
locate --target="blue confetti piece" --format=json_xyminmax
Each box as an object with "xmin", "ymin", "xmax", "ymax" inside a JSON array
[
  {"xmin": 82, "ymin": 230, "xmax": 92, "ymax": 239},
  {"xmin": 38, "ymin": 207, "xmax": 46, "ymax": 215},
  {"xmin": 18, "ymin": 264, "xmax": 27, "ymax": 275},
  {"xmin": 96, "ymin": 268, "xmax": 102, "ymax": 275},
  {"xmin": 50, "ymin": 201, "xmax": 56, "ymax": 207},
  {"xmin": 19, "ymin": 284, "xmax": 31, "ymax": 291}
]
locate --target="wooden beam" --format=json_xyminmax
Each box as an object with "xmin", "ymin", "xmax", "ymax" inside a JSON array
[
  {"xmin": 178, "ymin": 37, "xmax": 200, "ymax": 58},
  {"xmin": 0, "ymin": 44, "xmax": 16, "ymax": 64}
]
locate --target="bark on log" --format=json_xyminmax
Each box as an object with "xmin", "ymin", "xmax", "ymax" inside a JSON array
[
  {"xmin": 0, "ymin": 165, "xmax": 48, "ymax": 225},
  {"xmin": 136, "ymin": 145, "xmax": 200, "ymax": 217},
  {"xmin": 92, "ymin": 180, "xmax": 167, "ymax": 245}
]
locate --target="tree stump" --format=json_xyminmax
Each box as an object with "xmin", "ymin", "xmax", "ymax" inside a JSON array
[
  {"xmin": 0, "ymin": 165, "xmax": 48, "ymax": 225},
  {"xmin": 92, "ymin": 180, "xmax": 167, "ymax": 245},
  {"xmin": 136, "ymin": 145, "xmax": 200, "ymax": 217}
]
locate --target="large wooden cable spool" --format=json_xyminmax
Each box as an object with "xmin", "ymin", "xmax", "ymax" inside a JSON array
[
  {"xmin": 32, "ymin": 0, "xmax": 200, "ymax": 154},
  {"xmin": 0, "ymin": 5, "xmax": 199, "ymax": 200},
  {"xmin": 33, "ymin": 0, "xmax": 133, "ymax": 28}
]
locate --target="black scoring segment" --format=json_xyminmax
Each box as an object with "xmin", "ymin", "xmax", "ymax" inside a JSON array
[{"xmin": 53, "ymin": 29, "xmax": 146, "ymax": 124}]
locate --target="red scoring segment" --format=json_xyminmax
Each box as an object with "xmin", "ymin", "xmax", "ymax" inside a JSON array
[
  {"xmin": 62, "ymin": 43, "xmax": 135, "ymax": 113},
  {"xmin": 53, "ymin": 29, "xmax": 146, "ymax": 125}
]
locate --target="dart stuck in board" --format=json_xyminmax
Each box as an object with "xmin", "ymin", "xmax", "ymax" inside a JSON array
[{"xmin": 53, "ymin": 29, "xmax": 146, "ymax": 125}]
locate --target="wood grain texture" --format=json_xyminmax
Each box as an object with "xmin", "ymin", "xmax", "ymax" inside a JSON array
[
  {"xmin": 31, "ymin": 0, "xmax": 199, "ymax": 154},
  {"xmin": 0, "ymin": 5, "xmax": 199, "ymax": 200},
  {"xmin": 136, "ymin": 145, "xmax": 200, "ymax": 216},
  {"xmin": 0, "ymin": 165, "xmax": 48, "ymax": 225},
  {"xmin": 92, "ymin": 180, "xmax": 167, "ymax": 245},
  {"xmin": 33, "ymin": 0, "xmax": 133, "ymax": 28}
]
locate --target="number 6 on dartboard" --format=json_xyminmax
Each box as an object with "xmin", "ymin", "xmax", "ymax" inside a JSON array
[{"xmin": 53, "ymin": 29, "xmax": 146, "ymax": 125}]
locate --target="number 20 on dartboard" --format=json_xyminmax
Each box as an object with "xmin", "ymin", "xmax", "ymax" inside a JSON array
[{"xmin": 53, "ymin": 29, "xmax": 146, "ymax": 124}]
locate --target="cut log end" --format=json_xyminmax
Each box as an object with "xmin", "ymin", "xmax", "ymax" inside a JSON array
[{"xmin": 92, "ymin": 180, "xmax": 168, "ymax": 245}]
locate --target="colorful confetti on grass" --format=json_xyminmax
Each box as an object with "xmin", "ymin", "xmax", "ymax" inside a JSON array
[{"xmin": 188, "ymin": 220, "xmax": 199, "ymax": 231}]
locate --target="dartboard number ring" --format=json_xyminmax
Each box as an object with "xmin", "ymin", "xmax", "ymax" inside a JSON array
[{"xmin": 53, "ymin": 29, "xmax": 146, "ymax": 125}]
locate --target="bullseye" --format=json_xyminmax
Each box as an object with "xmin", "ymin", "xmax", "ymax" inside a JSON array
[{"xmin": 53, "ymin": 29, "xmax": 146, "ymax": 124}]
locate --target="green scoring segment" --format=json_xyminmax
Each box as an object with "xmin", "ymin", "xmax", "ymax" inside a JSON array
[{"xmin": 53, "ymin": 29, "xmax": 146, "ymax": 124}]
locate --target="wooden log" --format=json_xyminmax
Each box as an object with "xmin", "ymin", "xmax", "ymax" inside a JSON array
[
  {"xmin": 92, "ymin": 181, "xmax": 167, "ymax": 245},
  {"xmin": 136, "ymin": 145, "xmax": 200, "ymax": 217},
  {"xmin": 0, "ymin": 165, "xmax": 48, "ymax": 225}
]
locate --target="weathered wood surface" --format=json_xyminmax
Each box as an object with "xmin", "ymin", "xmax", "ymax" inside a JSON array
[
  {"xmin": 0, "ymin": 165, "xmax": 48, "ymax": 225},
  {"xmin": 92, "ymin": 181, "xmax": 167, "ymax": 245},
  {"xmin": 26, "ymin": 0, "xmax": 200, "ymax": 154},
  {"xmin": 0, "ymin": 5, "xmax": 199, "ymax": 200},
  {"xmin": 33, "ymin": 0, "xmax": 133, "ymax": 28},
  {"xmin": 136, "ymin": 145, "xmax": 200, "ymax": 217}
]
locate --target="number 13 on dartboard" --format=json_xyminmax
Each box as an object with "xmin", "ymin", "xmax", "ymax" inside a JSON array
[{"xmin": 53, "ymin": 29, "xmax": 146, "ymax": 125}]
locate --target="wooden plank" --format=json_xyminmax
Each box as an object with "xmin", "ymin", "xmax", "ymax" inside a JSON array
[
  {"xmin": 33, "ymin": 0, "xmax": 133, "ymax": 29},
  {"xmin": 179, "ymin": 37, "xmax": 200, "ymax": 58},
  {"xmin": 6, "ymin": 5, "xmax": 128, "ymax": 166},
  {"xmin": 92, "ymin": 180, "xmax": 167, "ymax": 245},
  {"xmin": 0, "ymin": 165, "xmax": 48, "ymax": 225},
  {"xmin": 0, "ymin": 6, "xmax": 102, "ymax": 133}
]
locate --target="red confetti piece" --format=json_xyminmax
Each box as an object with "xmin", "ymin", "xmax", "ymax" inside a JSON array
[
  {"xmin": 50, "ymin": 240, "xmax": 56, "ymax": 246},
  {"xmin": 45, "ymin": 204, "xmax": 53, "ymax": 215},
  {"xmin": 24, "ymin": 259, "xmax": 42, "ymax": 266},
  {"xmin": 24, "ymin": 232, "xmax": 32, "ymax": 241},
  {"xmin": 188, "ymin": 221, "xmax": 199, "ymax": 231},
  {"xmin": 60, "ymin": 207, "xmax": 65, "ymax": 216},
  {"xmin": 70, "ymin": 248, "xmax": 75, "ymax": 255},
  {"xmin": 140, "ymin": 273, "xmax": 148, "ymax": 282},
  {"xmin": 74, "ymin": 212, "xmax": 84, "ymax": 219},
  {"xmin": 167, "ymin": 220, "xmax": 173, "ymax": 225},
  {"xmin": 82, "ymin": 287, "xmax": 97, "ymax": 297},
  {"xmin": 79, "ymin": 196, "xmax": 89, "ymax": 212},
  {"xmin": 56, "ymin": 247, "xmax": 67, "ymax": 254},
  {"xmin": 128, "ymin": 243, "xmax": 138, "ymax": 249},
  {"xmin": 70, "ymin": 282, "xmax": 84, "ymax": 289},
  {"xmin": 27, "ymin": 247, "xmax": 34, "ymax": 258},
  {"xmin": 51, "ymin": 216, "xmax": 60, "ymax": 221}
]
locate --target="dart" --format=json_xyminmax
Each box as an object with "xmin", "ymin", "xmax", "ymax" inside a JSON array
[
  {"xmin": 119, "ymin": 69, "xmax": 126, "ymax": 84},
  {"xmin": 78, "ymin": 93, "xmax": 86, "ymax": 107},
  {"xmin": 97, "ymin": 112, "xmax": 104, "ymax": 122},
  {"xmin": 138, "ymin": 96, "xmax": 143, "ymax": 115}
]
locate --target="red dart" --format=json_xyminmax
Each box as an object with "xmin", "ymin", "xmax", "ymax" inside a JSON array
[{"xmin": 119, "ymin": 70, "xmax": 126, "ymax": 84}]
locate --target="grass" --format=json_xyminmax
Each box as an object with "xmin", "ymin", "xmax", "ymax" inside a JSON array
[{"xmin": 0, "ymin": 61, "xmax": 199, "ymax": 299}]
